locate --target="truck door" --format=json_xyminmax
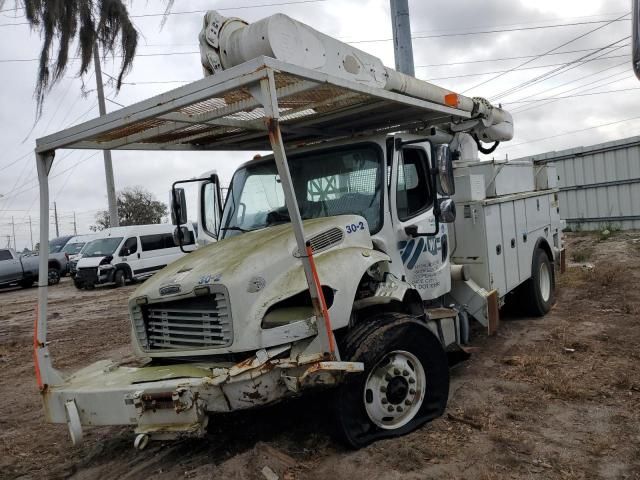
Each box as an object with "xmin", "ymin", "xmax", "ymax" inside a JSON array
[
  {"xmin": 390, "ymin": 143, "xmax": 451, "ymax": 301},
  {"xmin": 118, "ymin": 237, "xmax": 141, "ymax": 277},
  {"xmin": 0, "ymin": 249, "xmax": 21, "ymax": 284}
]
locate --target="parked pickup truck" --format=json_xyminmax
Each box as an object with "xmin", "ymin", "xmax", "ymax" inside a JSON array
[{"xmin": 0, "ymin": 248, "xmax": 64, "ymax": 288}]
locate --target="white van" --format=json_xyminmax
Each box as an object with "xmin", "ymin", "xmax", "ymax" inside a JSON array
[{"xmin": 73, "ymin": 224, "xmax": 195, "ymax": 289}]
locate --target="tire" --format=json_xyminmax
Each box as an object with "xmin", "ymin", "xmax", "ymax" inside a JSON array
[
  {"xmin": 334, "ymin": 313, "xmax": 449, "ymax": 448},
  {"xmin": 114, "ymin": 270, "xmax": 126, "ymax": 287},
  {"xmin": 47, "ymin": 268, "xmax": 60, "ymax": 286},
  {"xmin": 523, "ymin": 248, "xmax": 555, "ymax": 316},
  {"xmin": 74, "ymin": 279, "xmax": 84, "ymax": 290}
]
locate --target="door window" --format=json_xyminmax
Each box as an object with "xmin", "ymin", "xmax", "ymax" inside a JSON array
[
  {"xmin": 0, "ymin": 250, "xmax": 13, "ymax": 261},
  {"xmin": 202, "ymin": 182, "xmax": 222, "ymax": 236},
  {"xmin": 396, "ymin": 148, "xmax": 432, "ymax": 221},
  {"xmin": 140, "ymin": 232, "xmax": 192, "ymax": 251},
  {"xmin": 120, "ymin": 237, "xmax": 138, "ymax": 256}
]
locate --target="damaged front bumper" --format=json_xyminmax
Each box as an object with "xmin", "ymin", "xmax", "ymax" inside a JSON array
[{"xmin": 42, "ymin": 345, "xmax": 362, "ymax": 445}]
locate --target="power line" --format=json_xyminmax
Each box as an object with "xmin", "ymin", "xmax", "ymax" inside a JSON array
[
  {"xmin": 502, "ymin": 86, "xmax": 640, "ymax": 105},
  {"xmin": 348, "ymin": 18, "xmax": 632, "ymax": 44},
  {"xmin": 501, "ymin": 115, "xmax": 640, "ymax": 151},
  {"xmin": 510, "ymin": 75, "xmax": 636, "ymax": 115},
  {"xmin": 415, "ymin": 45, "xmax": 628, "ymax": 68},
  {"xmin": 508, "ymin": 63, "xmax": 632, "ymax": 114},
  {"xmin": 422, "ymin": 54, "xmax": 629, "ymax": 81},
  {"xmin": 0, "ymin": 0, "xmax": 329, "ymax": 27},
  {"xmin": 488, "ymin": 38, "xmax": 630, "ymax": 101},
  {"xmin": 460, "ymin": 12, "xmax": 631, "ymax": 94}
]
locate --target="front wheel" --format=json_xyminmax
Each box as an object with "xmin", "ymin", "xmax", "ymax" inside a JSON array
[
  {"xmin": 334, "ymin": 313, "xmax": 449, "ymax": 448},
  {"xmin": 114, "ymin": 269, "xmax": 126, "ymax": 287}
]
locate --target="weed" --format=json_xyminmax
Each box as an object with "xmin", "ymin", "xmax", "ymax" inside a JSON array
[{"xmin": 570, "ymin": 247, "xmax": 594, "ymax": 263}]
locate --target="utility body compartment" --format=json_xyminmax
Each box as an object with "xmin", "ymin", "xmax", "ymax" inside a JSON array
[
  {"xmin": 454, "ymin": 159, "xmax": 536, "ymax": 198},
  {"xmin": 451, "ymin": 190, "xmax": 560, "ymax": 298}
]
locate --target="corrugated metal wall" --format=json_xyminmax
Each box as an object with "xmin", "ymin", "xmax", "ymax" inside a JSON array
[{"xmin": 523, "ymin": 136, "xmax": 640, "ymax": 231}]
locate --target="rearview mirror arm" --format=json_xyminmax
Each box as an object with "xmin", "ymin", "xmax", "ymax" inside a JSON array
[{"xmin": 171, "ymin": 175, "xmax": 220, "ymax": 253}]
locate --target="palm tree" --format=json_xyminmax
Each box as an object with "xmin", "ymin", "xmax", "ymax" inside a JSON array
[{"xmin": 0, "ymin": 0, "xmax": 172, "ymax": 115}]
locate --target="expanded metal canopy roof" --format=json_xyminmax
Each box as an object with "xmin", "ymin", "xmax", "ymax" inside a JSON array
[{"xmin": 35, "ymin": 56, "xmax": 470, "ymax": 154}]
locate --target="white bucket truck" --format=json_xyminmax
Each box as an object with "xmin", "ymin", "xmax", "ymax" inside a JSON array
[{"xmin": 32, "ymin": 11, "xmax": 562, "ymax": 450}]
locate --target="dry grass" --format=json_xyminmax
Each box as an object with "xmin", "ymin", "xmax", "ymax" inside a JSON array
[{"xmin": 570, "ymin": 247, "xmax": 594, "ymax": 263}]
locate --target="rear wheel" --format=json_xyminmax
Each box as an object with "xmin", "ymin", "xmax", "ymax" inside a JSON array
[
  {"xmin": 114, "ymin": 269, "xmax": 126, "ymax": 287},
  {"xmin": 334, "ymin": 313, "xmax": 449, "ymax": 448},
  {"xmin": 47, "ymin": 268, "xmax": 60, "ymax": 286},
  {"xmin": 522, "ymin": 248, "xmax": 555, "ymax": 316}
]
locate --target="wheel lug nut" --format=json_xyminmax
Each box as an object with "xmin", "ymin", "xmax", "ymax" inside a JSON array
[
  {"xmin": 387, "ymin": 405, "xmax": 394, "ymax": 412},
  {"xmin": 394, "ymin": 368, "xmax": 400, "ymax": 375},
  {"xmin": 409, "ymin": 388, "xmax": 416, "ymax": 395},
  {"xmin": 404, "ymin": 399, "xmax": 411, "ymax": 406},
  {"xmin": 408, "ymin": 377, "xmax": 415, "ymax": 384},
  {"xmin": 380, "ymin": 385, "xmax": 387, "ymax": 393},
  {"xmin": 385, "ymin": 374, "xmax": 392, "ymax": 381},
  {"xmin": 382, "ymin": 398, "xmax": 388, "ymax": 404},
  {"xmin": 396, "ymin": 406, "xmax": 403, "ymax": 412},
  {"xmin": 402, "ymin": 370, "xmax": 409, "ymax": 376}
]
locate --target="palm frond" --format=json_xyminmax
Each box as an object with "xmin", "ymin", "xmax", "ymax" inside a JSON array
[{"xmin": 4, "ymin": 0, "xmax": 156, "ymax": 117}]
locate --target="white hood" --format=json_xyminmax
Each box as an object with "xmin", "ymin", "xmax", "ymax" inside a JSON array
[{"xmin": 77, "ymin": 256, "xmax": 110, "ymax": 268}]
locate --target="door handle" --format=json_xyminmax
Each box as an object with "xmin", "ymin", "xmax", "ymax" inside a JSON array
[{"xmin": 137, "ymin": 253, "xmax": 141, "ymax": 259}]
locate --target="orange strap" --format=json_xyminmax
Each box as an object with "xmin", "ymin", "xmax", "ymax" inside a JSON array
[
  {"xmin": 305, "ymin": 243, "xmax": 336, "ymax": 355},
  {"xmin": 33, "ymin": 305, "xmax": 43, "ymax": 390}
]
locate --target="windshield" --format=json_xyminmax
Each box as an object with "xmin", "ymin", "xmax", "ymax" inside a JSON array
[
  {"xmin": 220, "ymin": 144, "xmax": 383, "ymax": 238},
  {"xmin": 62, "ymin": 242, "xmax": 85, "ymax": 255},
  {"xmin": 82, "ymin": 237, "xmax": 123, "ymax": 257},
  {"xmin": 49, "ymin": 236, "xmax": 71, "ymax": 253}
]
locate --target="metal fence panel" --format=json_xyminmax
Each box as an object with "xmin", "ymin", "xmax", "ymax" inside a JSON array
[{"xmin": 522, "ymin": 136, "xmax": 640, "ymax": 231}]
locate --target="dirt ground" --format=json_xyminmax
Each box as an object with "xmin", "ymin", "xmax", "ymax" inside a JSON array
[{"xmin": 1, "ymin": 232, "xmax": 639, "ymax": 480}]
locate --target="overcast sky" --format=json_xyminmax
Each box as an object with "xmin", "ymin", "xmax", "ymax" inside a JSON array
[{"xmin": 0, "ymin": 0, "xmax": 637, "ymax": 250}]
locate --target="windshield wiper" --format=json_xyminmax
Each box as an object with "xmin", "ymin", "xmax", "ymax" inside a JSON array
[{"xmin": 220, "ymin": 226, "xmax": 250, "ymax": 233}]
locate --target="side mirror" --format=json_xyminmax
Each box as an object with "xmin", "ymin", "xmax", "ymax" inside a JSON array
[
  {"xmin": 173, "ymin": 226, "xmax": 190, "ymax": 248},
  {"xmin": 634, "ymin": 0, "xmax": 640, "ymax": 80},
  {"xmin": 435, "ymin": 144, "xmax": 455, "ymax": 196},
  {"xmin": 437, "ymin": 198, "xmax": 456, "ymax": 223},
  {"xmin": 171, "ymin": 187, "xmax": 188, "ymax": 226}
]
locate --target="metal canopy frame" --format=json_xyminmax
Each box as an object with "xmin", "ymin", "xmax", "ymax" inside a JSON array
[{"xmin": 33, "ymin": 56, "xmax": 470, "ymax": 387}]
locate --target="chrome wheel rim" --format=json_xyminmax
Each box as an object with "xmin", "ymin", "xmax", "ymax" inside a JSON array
[{"xmin": 363, "ymin": 350, "xmax": 426, "ymax": 430}]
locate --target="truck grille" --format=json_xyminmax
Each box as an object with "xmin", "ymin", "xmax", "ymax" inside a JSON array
[
  {"xmin": 75, "ymin": 267, "xmax": 98, "ymax": 284},
  {"xmin": 295, "ymin": 227, "xmax": 344, "ymax": 256},
  {"xmin": 140, "ymin": 291, "xmax": 232, "ymax": 350}
]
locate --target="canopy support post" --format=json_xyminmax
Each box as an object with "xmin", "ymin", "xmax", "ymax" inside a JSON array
[
  {"xmin": 258, "ymin": 70, "xmax": 338, "ymax": 360},
  {"xmin": 35, "ymin": 151, "xmax": 64, "ymax": 389}
]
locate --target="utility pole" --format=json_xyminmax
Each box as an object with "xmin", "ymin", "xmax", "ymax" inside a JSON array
[
  {"xmin": 390, "ymin": 0, "xmax": 415, "ymax": 76},
  {"xmin": 53, "ymin": 202, "xmax": 60, "ymax": 237},
  {"xmin": 11, "ymin": 216, "xmax": 16, "ymax": 250},
  {"xmin": 73, "ymin": 211, "xmax": 77, "ymax": 235},
  {"xmin": 93, "ymin": 46, "xmax": 119, "ymax": 227},
  {"xmin": 28, "ymin": 215, "xmax": 34, "ymax": 250}
]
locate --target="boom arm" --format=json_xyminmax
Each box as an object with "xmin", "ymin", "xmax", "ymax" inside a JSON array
[{"xmin": 198, "ymin": 11, "xmax": 513, "ymax": 145}]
